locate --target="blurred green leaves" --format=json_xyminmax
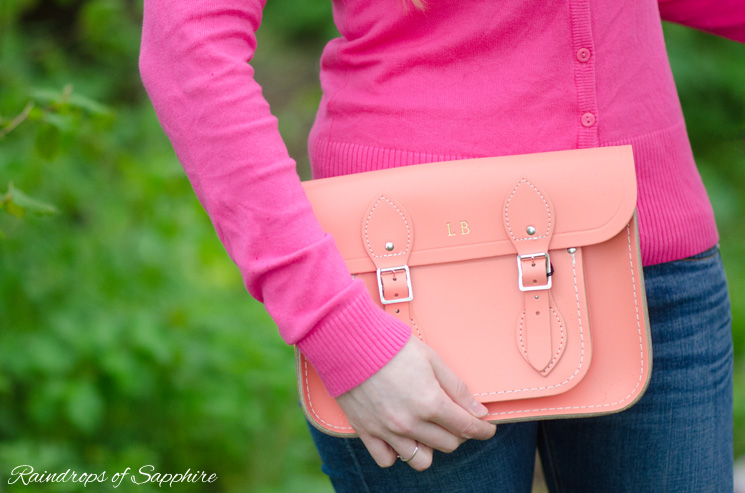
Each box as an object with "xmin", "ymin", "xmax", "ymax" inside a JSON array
[
  {"xmin": 31, "ymin": 87, "xmax": 113, "ymax": 117},
  {"xmin": 1, "ymin": 83, "xmax": 111, "ymax": 233},
  {"xmin": 0, "ymin": 1, "xmax": 743, "ymax": 492},
  {"xmin": 1, "ymin": 1, "xmax": 331, "ymax": 491},
  {"xmin": 1, "ymin": 182, "xmax": 58, "ymax": 218}
]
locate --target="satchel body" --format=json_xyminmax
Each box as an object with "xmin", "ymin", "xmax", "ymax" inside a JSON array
[{"xmin": 297, "ymin": 145, "xmax": 652, "ymax": 437}]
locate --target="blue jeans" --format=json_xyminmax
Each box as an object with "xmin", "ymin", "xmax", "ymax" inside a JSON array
[{"xmin": 307, "ymin": 245, "xmax": 734, "ymax": 492}]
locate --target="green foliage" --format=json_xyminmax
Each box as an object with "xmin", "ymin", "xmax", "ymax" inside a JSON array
[
  {"xmin": 1, "ymin": 182, "xmax": 59, "ymax": 219},
  {"xmin": 0, "ymin": 83, "xmax": 112, "ymax": 228},
  {"xmin": 0, "ymin": 0, "xmax": 334, "ymax": 491},
  {"xmin": 262, "ymin": 0, "xmax": 339, "ymax": 43},
  {"xmin": 0, "ymin": 1, "xmax": 743, "ymax": 492}
]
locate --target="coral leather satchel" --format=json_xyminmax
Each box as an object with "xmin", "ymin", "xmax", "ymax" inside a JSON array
[{"xmin": 297, "ymin": 145, "xmax": 652, "ymax": 436}]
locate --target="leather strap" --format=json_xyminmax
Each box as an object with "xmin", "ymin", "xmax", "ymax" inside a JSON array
[
  {"xmin": 516, "ymin": 289, "xmax": 567, "ymax": 376},
  {"xmin": 362, "ymin": 194, "xmax": 413, "ymax": 269},
  {"xmin": 520, "ymin": 257, "xmax": 553, "ymax": 370},
  {"xmin": 362, "ymin": 195, "xmax": 421, "ymax": 338},
  {"xmin": 504, "ymin": 179, "xmax": 563, "ymax": 374}
]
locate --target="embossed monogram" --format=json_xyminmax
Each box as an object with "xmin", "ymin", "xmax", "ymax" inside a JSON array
[{"xmin": 446, "ymin": 221, "xmax": 470, "ymax": 236}]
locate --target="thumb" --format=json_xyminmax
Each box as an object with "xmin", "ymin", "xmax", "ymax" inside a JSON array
[{"xmin": 428, "ymin": 347, "xmax": 489, "ymax": 418}]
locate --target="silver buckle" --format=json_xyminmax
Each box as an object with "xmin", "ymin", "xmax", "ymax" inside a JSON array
[
  {"xmin": 377, "ymin": 265, "xmax": 414, "ymax": 305},
  {"xmin": 516, "ymin": 253, "xmax": 552, "ymax": 292}
]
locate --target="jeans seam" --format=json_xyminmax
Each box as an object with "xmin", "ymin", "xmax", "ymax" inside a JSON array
[
  {"xmin": 538, "ymin": 422, "xmax": 563, "ymax": 493},
  {"xmin": 344, "ymin": 439, "xmax": 373, "ymax": 493}
]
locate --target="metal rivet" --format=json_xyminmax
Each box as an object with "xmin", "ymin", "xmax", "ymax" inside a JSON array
[
  {"xmin": 534, "ymin": 295, "xmax": 539, "ymax": 300},
  {"xmin": 385, "ymin": 242, "xmax": 395, "ymax": 251},
  {"xmin": 526, "ymin": 226, "xmax": 536, "ymax": 236},
  {"xmin": 567, "ymin": 247, "xmax": 577, "ymax": 254}
]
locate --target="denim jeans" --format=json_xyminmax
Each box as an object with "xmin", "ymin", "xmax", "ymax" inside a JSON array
[{"xmin": 307, "ymin": 245, "xmax": 734, "ymax": 492}]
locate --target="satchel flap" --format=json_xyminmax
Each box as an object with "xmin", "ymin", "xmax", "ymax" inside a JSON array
[{"xmin": 303, "ymin": 146, "xmax": 636, "ymax": 274}]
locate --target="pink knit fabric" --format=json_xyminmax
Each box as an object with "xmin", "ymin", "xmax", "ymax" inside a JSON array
[{"xmin": 139, "ymin": 0, "xmax": 743, "ymax": 396}]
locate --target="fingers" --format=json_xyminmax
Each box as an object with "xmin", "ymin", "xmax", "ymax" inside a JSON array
[
  {"xmin": 359, "ymin": 434, "xmax": 435, "ymax": 471},
  {"xmin": 429, "ymin": 346, "xmax": 487, "ymax": 417},
  {"xmin": 386, "ymin": 417, "xmax": 466, "ymax": 454},
  {"xmin": 428, "ymin": 349, "xmax": 497, "ymax": 441},
  {"xmin": 396, "ymin": 443, "xmax": 433, "ymax": 471},
  {"xmin": 335, "ymin": 337, "xmax": 497, "ymax": 472},
  {"xmin": 424, "ymin": 396, "xmax": 496, "ymax": 442},
  {"xmin": 358, "ymin": 434, "xmax": 398, "ymax": 468},
  {"xmin": 358, "ymin": 405, "xmax": 466, "ymax": 456}
]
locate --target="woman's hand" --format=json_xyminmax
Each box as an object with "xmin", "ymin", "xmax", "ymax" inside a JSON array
[{"xmin": 335, "ymin": 336, "xmax": 497, "ymax": 471}]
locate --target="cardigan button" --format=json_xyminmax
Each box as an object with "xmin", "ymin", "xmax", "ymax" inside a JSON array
[
  {"xmin": 581, "ymin": 112, "xmax": 596, "ymax": 127},
  {"xmin": 576, "ymin": 48, "xmax": 591, "ymax": 62}
]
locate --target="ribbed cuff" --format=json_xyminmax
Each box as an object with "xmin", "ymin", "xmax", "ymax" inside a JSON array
[{"xmin": 296, "ymin": 285, "xmax": 412, "ymax": 397}]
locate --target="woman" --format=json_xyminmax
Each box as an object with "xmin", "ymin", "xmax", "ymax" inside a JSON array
[{"xmin": 140, "ymin": 1, "xmax": 743, "ymax": 490}]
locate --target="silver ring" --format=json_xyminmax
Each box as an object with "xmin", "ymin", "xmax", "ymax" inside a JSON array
[{"xmin": 398, "ymin": 445, "xmax": 419, "ymax": 463}]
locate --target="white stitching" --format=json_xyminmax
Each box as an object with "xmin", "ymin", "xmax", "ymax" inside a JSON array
[
  {"xmin": 541, "ymin": 307, "xmax": 566, "ymax": 375},
  {"xmin": 411, "ymin": 318, "xmax": 423, "ymax": 341},
  {"xmin": 485, "ymin": 224, "xmax": 645, "ymax": 416},
  {"xmin": 475, "ymin": 254, "xmax": 583, "ymax": 396},
  {"xmin": 305, "ymin": 225, "xmax": 645, "ymax": 426},
  {"xmin": 302, "ymin": 316, "xmax": 422, "ymax": 431},
  {"xmin": 364, "ymin": 196, "xmax": 411, "ymax": 258},
  {"xmin": 517, "ymin": 307, "xmax": 566, "ymax": 374},
  {"xmin": 504, "ymin": 179, "xmax": 552, "ymax": 242},
  {"xmin": 546, "ymin": 307, "xmax": 566, "ymax": 371},
  {"xmin": 518, "ymin": 311, "xmax": 526, "ymax": 356},
  {"xmin": 304, "ymin": 357, "xmax": 354, "ymax": 431}
]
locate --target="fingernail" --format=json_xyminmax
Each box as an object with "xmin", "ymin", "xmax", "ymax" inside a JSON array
[{"xmin": 471, "ymin": 400, "xmax": 488, "ymax": 416}]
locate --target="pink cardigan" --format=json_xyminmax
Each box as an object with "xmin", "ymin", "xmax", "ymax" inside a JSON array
[{"xmin": 139, "ymin": 0, "xmax": 744, "ymax": 397}]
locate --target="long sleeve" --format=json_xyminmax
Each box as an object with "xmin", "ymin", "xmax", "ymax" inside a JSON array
[
  {"xmin": 658, "ymin": 0, "xmax": 745, "ymax": 42},
  {"xmin": 138, "ymin": 0, "xmax": 410, "ymax": 397}
]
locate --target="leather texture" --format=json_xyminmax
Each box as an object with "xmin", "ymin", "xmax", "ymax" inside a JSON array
[
  {"xmin": 296, "ymin": 146, "xmax": 652, "ymax": 437},
  {"xmin": 504, "ymin": 179, "xmax": 558, "ymax": 371}
]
